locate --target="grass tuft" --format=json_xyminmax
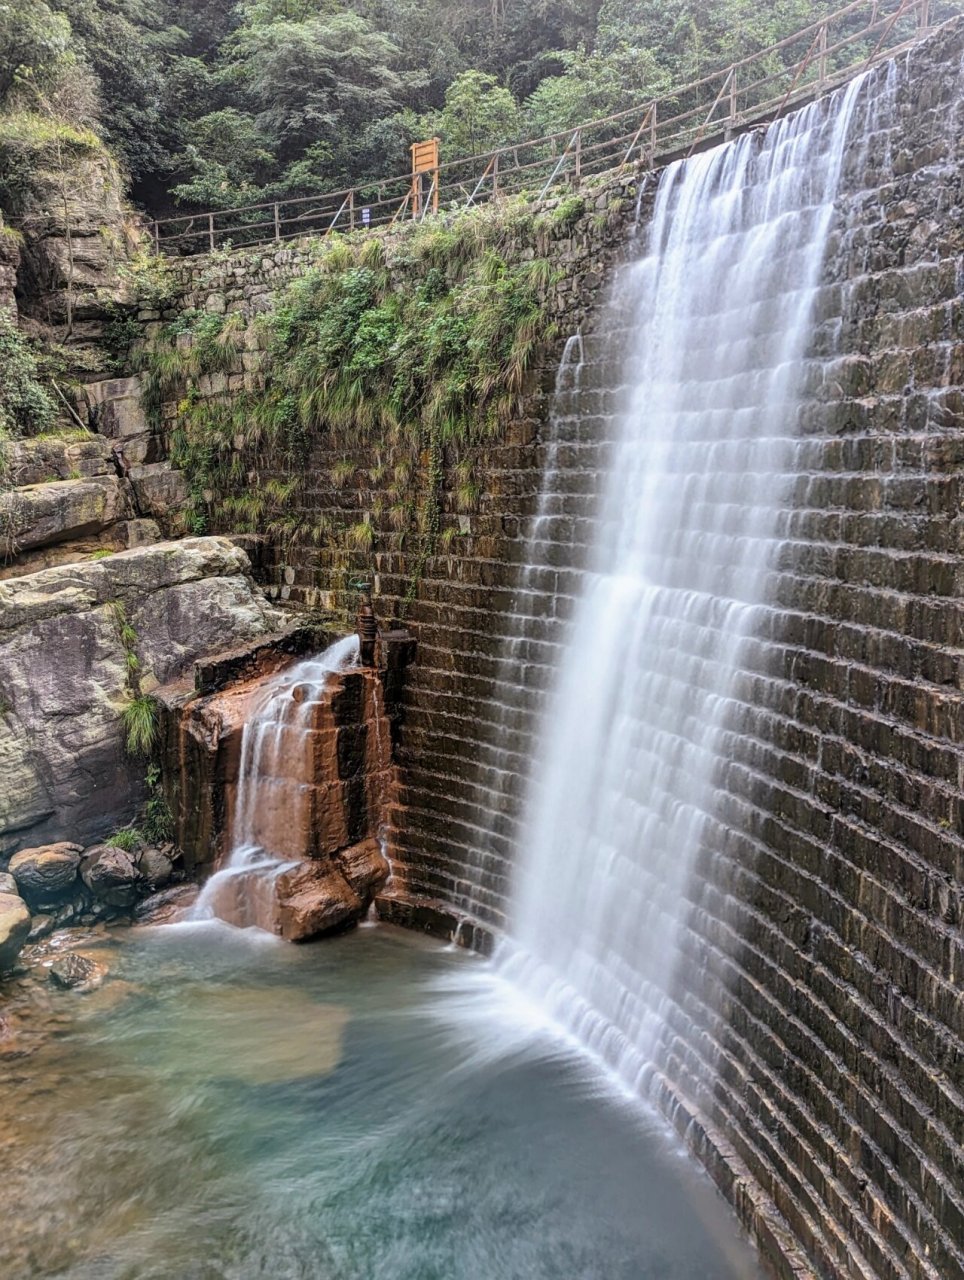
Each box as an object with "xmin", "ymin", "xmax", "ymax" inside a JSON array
[{"xmin": 122, "ymin": 695, "xmax": 157, "ymax": 757}]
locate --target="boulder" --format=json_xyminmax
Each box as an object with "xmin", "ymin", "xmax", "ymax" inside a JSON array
[
  {"xmin": 276, "ymin": 862, "xmax": 362, "ymax": 943},
  {"xmin": 80, "ymin": 845, "xmax": 140, "ymax": 907},
  {"xmin": 0, "ymin": 893, "xmax": 31, "ymax": 971},
  {"xmin": 49, "ymin": 953, "xmax": 107, "ymax": 991},
  {"xmin": 9, "ymin": 843, "xmax": 81, "ymax": 908},
  {"xmin": 335, "ymin": 838, "xmax": 390, "ymax": 899},
  {"xmin": 136, "ymin": 846, "xmax": 173, "ymax": 889},
  {"xmin": 0, "ymin": 872, "xmax": 19, "ymax": 896}
]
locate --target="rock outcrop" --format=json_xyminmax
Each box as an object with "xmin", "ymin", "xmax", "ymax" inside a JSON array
[
  {"xmin": 13, "ymin": 137, "xmax": 138, "ymax": 340},
  {"xmin": 0, "ymin": 537, "xmax": 282, "ymax": 856},
  {"xmin": 4, "ymin": 435, "xmax": 119, "ymax": 487},
  {"xmin": 0, "ymin": 474, "xmax": 135, "ymax": 555},
  {"xmin": 82, "ymin": 377, "xmax": 158, "ymax": 469},
  {"xmin": 0, "ymin": 227, "xmax": 21, "ymax": 318},
  {"xmin": 0, "ymin": 432, "xmax": 170, "ymax": 580}
]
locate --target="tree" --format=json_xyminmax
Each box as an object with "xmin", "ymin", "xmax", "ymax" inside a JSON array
[
  {"xmin": 0, "ymin": 0, "xmax": 72, "ymax": 102},
  {"xmin": 47, "ymin": 0, "xmax": 186, "ymax": 180},
  {"xmin": 525, "ymin": 45, "xmax": 668, "ymax": 136},
  {"xmin": 227, "ymin": 11, "xmax": 402, "ymax": 161},
  {"xmin": 424, "ymin": 70, "xmax": 522, "ymax": 160},
  {"xmin": 171, "ymin": 108, "xmax": 275, "ymax": 207}
]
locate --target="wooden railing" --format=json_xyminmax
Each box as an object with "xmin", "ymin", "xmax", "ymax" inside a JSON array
[{"xmin": 149, "ymin": 0, "xmax": 949, "ymax": 255}]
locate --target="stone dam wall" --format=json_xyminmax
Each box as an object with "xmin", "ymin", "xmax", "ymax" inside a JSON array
[{"xmin": 114, "ymin": 21, "xmax": 964, "ymax": 1279}]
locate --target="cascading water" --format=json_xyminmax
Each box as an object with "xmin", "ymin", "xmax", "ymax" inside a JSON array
[
  {"xmin": 192, "ymin": 634, "xmax": 359, "ymax": 929},
  {"xmin": 498, "ymin": 78, "xmax": 869, "ymax": 1089}
]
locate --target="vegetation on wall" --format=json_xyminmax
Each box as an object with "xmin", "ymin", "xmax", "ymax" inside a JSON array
[
  {"xmin": 141, "ymin": 203, "xmax": 558, "ymax": 601},
  {"xmin": 107, "ymin": 597, "xmax": 174, "ymax": 842}
]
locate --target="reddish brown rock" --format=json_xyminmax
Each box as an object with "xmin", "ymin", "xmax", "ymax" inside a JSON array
[
  {"xmin": 335, "ymin": 838, "xmax": 389, "ymax": 899},
  {"xmin": 276, "ymin": 862, "xmax": 362, "ymax": 942}
]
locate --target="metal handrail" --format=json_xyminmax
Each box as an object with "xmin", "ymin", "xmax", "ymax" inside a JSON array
[{"xmin": 148, "ymin": 0, "xmax": 949, "ymax": 255}]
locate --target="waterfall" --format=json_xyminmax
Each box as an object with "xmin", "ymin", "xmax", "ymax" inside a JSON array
[
  {"xmin": 499, "ymin": 78, "xmax": 868, "ymax": 1089},
  {"xmin": 192, "ymin": 635, "xmax": 360, "ymax": 929}
]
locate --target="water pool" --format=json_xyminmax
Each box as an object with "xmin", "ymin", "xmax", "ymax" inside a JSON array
[{"xmin": 5, "ymin": 923, "xmax": 763, "ymax": 1280}]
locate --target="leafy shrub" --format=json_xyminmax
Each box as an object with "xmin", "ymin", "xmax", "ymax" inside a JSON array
[{"xmin": 0, "ymin": 313, "xmax": 57, "ymax": 444}]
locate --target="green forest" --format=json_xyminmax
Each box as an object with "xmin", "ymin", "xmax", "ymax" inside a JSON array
[{"xmin": 0, "ymin": 0, "xmax": 928, "ymax": 219}]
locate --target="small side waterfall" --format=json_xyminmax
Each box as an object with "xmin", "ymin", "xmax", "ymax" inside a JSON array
[
  {"xmin": 499, "ymin": 78, "xmax": 868, "ymax": 1088},
  {"xmin": 192, "ymin": 635, "xmax": 360, "ymax": 928}
]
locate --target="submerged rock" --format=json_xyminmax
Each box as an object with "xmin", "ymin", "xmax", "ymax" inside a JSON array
[
  {"xmin": 0, "ymin": 871, "xmax": 19, "ymax": 895},
  {"xmin": 49, "ymin": 953, "xmax": 107, "ymax": 991},
  {"xmin": 0, "ymin": 893, "xmax": 31, "ymax": 971},
  {"xmin": 9, "ymin": 843, "xmax": 81, "ymax": 909}
]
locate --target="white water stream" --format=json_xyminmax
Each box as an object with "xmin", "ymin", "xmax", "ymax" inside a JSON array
[
  {"xmin": 497, "ymin": 77, "xmax": 870, "ymax": 1090},
  {"xmin": 191, "ymin": 634, "xmax": 359, "ymax": 927}
]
